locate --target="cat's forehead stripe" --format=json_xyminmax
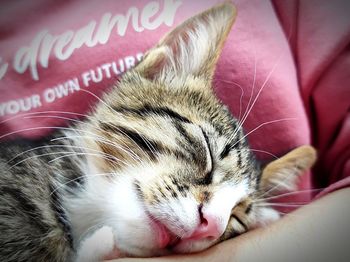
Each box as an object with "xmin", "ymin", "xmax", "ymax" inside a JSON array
[
  {"xmin": 99, "ymin": 122, "xmax": 162, "ymax": 160},
  {"xmin": 112, "ymin": 104, "xmax": 191, "ymax": 124},
  {"xmin": 200, "ymin": 129, "xmax": 214, "ymax": 185}
]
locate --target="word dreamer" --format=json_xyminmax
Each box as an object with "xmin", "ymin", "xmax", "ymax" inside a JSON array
[{"xmin": 0, "ymin": 0, "xmax": 181, "ymax": 81}]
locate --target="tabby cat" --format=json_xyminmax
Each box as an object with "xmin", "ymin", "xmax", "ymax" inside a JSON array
[{"xmin": 0, "ymin": 3, "xmax": 316, "ymax": 262}]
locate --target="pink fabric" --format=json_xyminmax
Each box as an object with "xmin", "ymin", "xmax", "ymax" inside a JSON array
[
  {"xmin": 0, "ymin": 0, "xmax": 349, "ymax": 204},
  {"xmin": 273, "ymin": 0, "xmax": 350, "ymax": 197}
]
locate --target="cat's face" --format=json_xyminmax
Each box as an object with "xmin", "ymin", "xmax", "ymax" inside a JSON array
[
  {"xmin": 86, "ymin": 74, "xmax": 261, "ymax": 256},
  {"xmin": 78, "ymin": 3, "xmax": 316, "ymax": 258}
]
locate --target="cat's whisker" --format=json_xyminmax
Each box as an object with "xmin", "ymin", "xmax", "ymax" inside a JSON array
[
  {"xmin": 1, "ymin": 101, "xmax": 160, "ymax": 165},
  {"xmin": 270, "ymin": 210, "xmax": 308, "ymax": 219},
  {"xmin": 248, "ymin": 33, "xmax": 258, "ymax": 117},
  {"xmin": 229, "ymin": 55, "xmax": 282, "ymax": 142},
  {"xmin": 0, "ymin": 96, "xmax": 146, "ymax": 162},
  {"xmin": 0, "ymin": 125, "xmax": 98, "ymax": 140},
  {"xmin": 24, "ymin": 115, "xmax": 109, "ymax": 144},
  {"xmin": 236, "ymin": 81, "xmax": 245, "ymax": 121},
  {"xmin": 23, "ymin": 115, "xmax": 85, "ymax": 124},
  {"xmin": 3, "ymin": 130, "xmax": 124, "ymax": 164},
  {"xmin": 54, "ymin": 134, "xmax": 144, "ymax": 165},
  {"xmin": 257, "ymin": 179, "xmax": 286, "ymax": 200},
  {"xmin": 264, "ymin": 201, "xmax": 310, "ymax": 205},
  {"xmin": 249, "ymin": 149, "xmax": 279, "ymax": 159},
  {"xmin": 255, "ymin": 188, "xmax": 325, "ymax": 203},
  {"xmin": 0, "ymin": 110, "xmax": 91, "ymax": 125},
  {"xmin": 8, "ymin": 150, "xmax": 121, "ymax": 170},
  {"xmin": 21, "ymin": 114, "xmax": 143, "ymax": 164},
  {"xmin": 6, "ymin": 144, "xmax": 115, "ymax": 165},
  {"xmin": 48, "ymin": 152, "xmax": 125, "ymax": 166},
  {"xmin": 260, "ymin": 178, "xmax": 287, "ymax": 197},
  {"xmin": 284, "ymin": 208, "xmax": 319, "ymax": 219},
  {"xmin": 231, "ymin": 22, "xmax": 295, "ymax": 145},
  {"xmin": 226, "ymin": 147, "xmax": 279, "ymax": 159},
  {"xmin": 240, "ymin": 53, "xmax": 284, "ymax": 129},
  {"xmin": 238, "ymin": 33, "xmax": 258, "ymax": 126},
  {"xmin": 256, "ymin": 203, "xmax": 309, "ymax": 208},
  {"xmin": 0, "ymin": 122, "xmax": 143, "ymax": 167},
  {"xmin": 7, "ymin": 151, "xmax": 75, "ymax": 170},
  {"xmin": 229, "ymin": 117, "xmax": 297, "ymax": 148},
  {"xmin": 79, "ymin": 88, "xmax": 124, "ymax": 118},
  {"xmin": 50, "ymin": 172, "xmax": 117, "ymax": 197},
  {"xmin": 216, "ymin": 79, "xmax": 245, "ymax": 121},
  {"xmin": 6, "ymin": 145, "xmax": 61, "ymax": 165},
  {"xmin": 257, "ymin": 171, "xmax": 311, "ymax": 200},
  {"xmin": 4, "ymin": 115, "xmax": 140, "ymax": 169}
]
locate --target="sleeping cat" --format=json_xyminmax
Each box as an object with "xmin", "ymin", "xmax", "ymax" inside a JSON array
[{"xmin": 0, "ymin": 3, "xmax": 316, "ymax": 262}]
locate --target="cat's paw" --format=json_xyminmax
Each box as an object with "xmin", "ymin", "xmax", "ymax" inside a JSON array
[
  {"xmin": 75, "ymin": 226, "xmax": 121, "ymax": 262},
  {"xmin": 255, "ymin": 207, "xmax": 280, "ymax": 228}
]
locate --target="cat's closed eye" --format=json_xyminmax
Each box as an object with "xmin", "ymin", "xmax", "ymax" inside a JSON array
[{"xmin": 220, "ymin": 143, "xmax": 233, "ymax": 159}]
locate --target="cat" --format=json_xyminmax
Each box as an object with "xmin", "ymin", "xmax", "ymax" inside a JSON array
[{"xmin": 0, "ymin": 2, "xmax": 316, "ymax": 262}]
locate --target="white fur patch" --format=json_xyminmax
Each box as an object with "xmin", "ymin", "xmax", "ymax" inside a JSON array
[
  {"xmin": 255, "ymin": 207, "xmax": 280, "ymax": 227},
  {"xmin": 202, "ymin": 181, "xmax": 249, "ymax": 236},
  {"xmin": 76, "ymin": 226, "xmax": 115, "ymax": 262}
]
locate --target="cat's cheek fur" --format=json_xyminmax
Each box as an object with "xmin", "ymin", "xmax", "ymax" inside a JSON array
[
  {"xmin": 107, "ymin": 176, "xmax": 159, "ymax": 256},
  {"xmin": 146, "ymin": 195, "xmax": 200, "ymax": 238},
  {"xmin": 65, "ymin": 165, "xmax": 163, "ymax": 258}
]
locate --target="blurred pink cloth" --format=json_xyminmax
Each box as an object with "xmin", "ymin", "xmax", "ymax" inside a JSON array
[{"xmin": 0, "ymin": 0, "xmax": 349, "ymax": 204}]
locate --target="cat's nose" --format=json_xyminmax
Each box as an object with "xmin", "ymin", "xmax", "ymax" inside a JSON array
[
  {"xmin": 188, "ymin": 214, "xmax": 221, "ymax": 240},
  {"xmin": 186, "ymin": 206, "xmax": 221, "ymax": 240}
]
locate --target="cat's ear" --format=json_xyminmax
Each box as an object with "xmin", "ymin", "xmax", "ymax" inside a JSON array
[
  {"xmin": 135, "ymin": 2, "xmax": 236, "ymax": 81},
  {"xmin": 260, "ymin": 146, "xmax": 317, "ymax": 195}
]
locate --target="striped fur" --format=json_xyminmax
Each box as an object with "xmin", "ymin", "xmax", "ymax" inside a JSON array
[{"xmin": 0, "ymin": 3, "xmax": 316, "ymax": 261}]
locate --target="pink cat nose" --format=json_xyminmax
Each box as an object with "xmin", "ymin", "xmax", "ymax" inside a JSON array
[{"xmin": 188, "ymin": 214, "xmax": 221, "ymax": 240}]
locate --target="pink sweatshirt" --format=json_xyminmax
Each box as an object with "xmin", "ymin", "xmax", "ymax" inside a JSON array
[{"xmin": 0, "ymin": 0, "xmax": 349, "ymax": 206}]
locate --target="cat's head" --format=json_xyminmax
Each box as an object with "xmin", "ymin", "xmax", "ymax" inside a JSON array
[{"xmin": 79, "ymin": 2, "xmax": 316, "ymax": 257}]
